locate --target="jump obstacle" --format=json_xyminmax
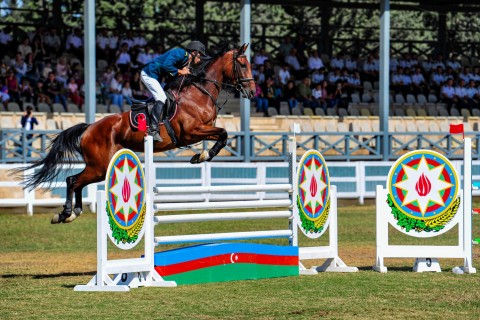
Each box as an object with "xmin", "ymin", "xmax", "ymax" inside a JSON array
[
  {"xmin": 373, "ymin": 138, "xmax": 476, "ymax": 273},
  {"xmin": 75, "ymin": 135, "xmax": 357, "ymax": 292}
]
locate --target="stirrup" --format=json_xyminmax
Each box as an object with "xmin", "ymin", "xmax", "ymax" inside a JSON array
[{"xmin": 149, "ymin": 130, "xmax": 163, "ymax": 143}]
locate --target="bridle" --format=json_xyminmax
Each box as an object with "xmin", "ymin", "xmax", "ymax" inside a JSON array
[{"xmin": 232, "ymin": 51, "xmax": 254, "ymax": 97}]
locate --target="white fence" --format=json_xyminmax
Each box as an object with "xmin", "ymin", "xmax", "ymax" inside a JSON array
[{"xmin": 3, "ymin": 159, "xmax": 480, "ymax": 214}]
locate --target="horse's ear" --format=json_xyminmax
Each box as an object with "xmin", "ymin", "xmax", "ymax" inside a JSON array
[{"xmin": 239, "ymin": 43, "xmax": 249, "ymax": 54}]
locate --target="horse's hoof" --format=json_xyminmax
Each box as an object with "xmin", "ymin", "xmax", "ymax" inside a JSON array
[
  {"xmin": 51, "ymin": 213, "xmax": 63, "ymax": 224},
  {"xmin": 190, "ymin": 151, "xmax": 209, "ymax": 164},
  {"xmin": 64, "ymin": 212, "xmax": 78, "ymax": 223},
  {"xmin": 190, "ymin": 154, "xmax": 201, "ymax": 164}
]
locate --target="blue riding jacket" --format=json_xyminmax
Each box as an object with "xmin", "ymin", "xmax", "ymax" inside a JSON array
[{"xmin": 142, "ymin": 48, "xmax": 189, "ymax": 80}]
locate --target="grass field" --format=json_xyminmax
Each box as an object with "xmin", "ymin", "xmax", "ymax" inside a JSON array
[{"xmin": 1, "ymin": 204, "xmax": 480, "ymax": 320}]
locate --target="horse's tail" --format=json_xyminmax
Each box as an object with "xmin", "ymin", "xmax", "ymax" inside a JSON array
[{"xmin": 14, "ymin": 123, "xmax": 90, "ymax": 191}]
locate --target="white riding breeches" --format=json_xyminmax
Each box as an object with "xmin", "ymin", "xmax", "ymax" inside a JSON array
[{"xmin": 140, "ymin": 70, "xmax": 167, "ymax": 103}]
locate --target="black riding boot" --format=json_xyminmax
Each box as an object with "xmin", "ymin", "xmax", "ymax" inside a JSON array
[{"xmin": 148, "ymin": 100, "xmax": 164, "ymax": 142}]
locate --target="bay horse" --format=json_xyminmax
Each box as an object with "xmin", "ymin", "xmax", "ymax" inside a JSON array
[{"xmin": 18, "ymin": 43, "xmax": 255, "ymax": 224}]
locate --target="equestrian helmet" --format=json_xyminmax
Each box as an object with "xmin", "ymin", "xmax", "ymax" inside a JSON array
[{"xmin": 186, "ymin": 41, "xmax": 206, "ymax": 56}]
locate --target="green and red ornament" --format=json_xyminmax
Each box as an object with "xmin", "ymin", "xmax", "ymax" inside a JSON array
[
  {"xmin": 296, "ymin": 150, "xmax": 330, "ymax": 238},
  {"xmin": 387, "ymin": 150, "xmax": 460, "ymax": 237},
  {"xmin": 105, "ymin": 149, "xmax": 147, "ymax": 249}
]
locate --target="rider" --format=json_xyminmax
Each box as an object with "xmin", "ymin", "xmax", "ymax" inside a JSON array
[{"xmin": 140, "ymin": 41, "xmax": 206, "ymax": 142}]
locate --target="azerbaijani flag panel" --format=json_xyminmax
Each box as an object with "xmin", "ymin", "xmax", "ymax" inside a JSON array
[{"xmin": 154, "ymin": 243, "xmax": 299, "ymax": 285}]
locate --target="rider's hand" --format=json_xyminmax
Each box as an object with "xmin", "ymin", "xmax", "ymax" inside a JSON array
[{"xmin": 178, "ymin": 67, "xmax": 190, "ymax": 76}]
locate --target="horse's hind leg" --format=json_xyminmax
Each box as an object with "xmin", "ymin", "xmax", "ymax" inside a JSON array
[
  {"xmin": 51, "ymin": 174, "xmax": 78, "ymax": 224},
  {"xmin": 190, "ymin": 127, "xmax": 228, "ymax": 164},
  {"xmin": 51, "ymin": 166, "xmax": 105, "ymax": 224}
]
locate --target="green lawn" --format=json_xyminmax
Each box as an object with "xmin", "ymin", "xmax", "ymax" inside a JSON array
[{"xmin": 1, "ymin": 205, "xmax": 479, "ymax": 320}]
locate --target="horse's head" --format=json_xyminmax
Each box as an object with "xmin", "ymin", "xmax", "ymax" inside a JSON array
[{"xmin": 227, "ymin": 43, "xmax": 255, "ymax": 99}]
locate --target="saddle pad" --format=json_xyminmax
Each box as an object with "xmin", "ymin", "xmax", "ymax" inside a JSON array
[{"xmin": 129, "ymin": 109, "xmax": 148, "ymax": 130}]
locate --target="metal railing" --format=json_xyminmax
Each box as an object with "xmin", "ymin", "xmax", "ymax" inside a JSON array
[{"xmin": 0, "ymin": 128, "xmax": 478, "ymax": 163}]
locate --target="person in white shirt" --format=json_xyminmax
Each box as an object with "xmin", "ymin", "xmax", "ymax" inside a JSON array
[
  {"xmin": 277, "ymin": 64, "xmax": 291, "ymax": 88},
  {"xmin": 454, "ymin": 79, "xmax": 468, "ymax": 109},
  {"xmin": 116, "ymin": 43, "xmax": 131, "ymax": 73},
  {"xmin": 0, "ymin": 27, "xmax": 13, "ymax": 56},
  {"xmin": 430, "ymin": 66, "xmax": 446, "ymax": 94},
  {"xmin": 253, "ymin": 48, "xmax": 269, "ymax": 68},
  {"xmin": 96, "ymin": 29, "xmax": 110, "ymax": 60},
  {"xmin": 133, "ymin": 31, "xmax": 147, "ymax": 48},
  {"xmin": 411, "ymin": 66, "xmax": 428, "ymax": 96},
  {"xmin": 466, "ymin": 79, "xmax": 479, "ymax": 110},
  {"xmin": 108, "ymin": 30, "xmax": 120, "ymax": 60},
  {"xmin": 459, "ymin": 66, "xmax": 474, "ymax": 83},
  {"xmin": 330, "ymin": 52, "xmax": 345, "ymax": 70},
  {"xmin": 136, "ymin": 47, "xmax": 152, "ymax": 66},
  {"xmin": 285, "ymin": 48, "xmax": 301, "ymax": 71},
  {"xmin": 440, "ymin": 78, "xmax": 456, "ymax": 110},
  {"xmin": 345, "ymin": 54, "xmax": 358, "ymax": 71},
  {"xmin": 307, "ymin": 50, "xmax": 324, "ymax": 72},
  {"xmin": 446, "ymin": 53, "xmax": 462, "ymax": 73},
  {"xmin": 66, "ymin": 28, "xmax": 84, "ymax": 60}
]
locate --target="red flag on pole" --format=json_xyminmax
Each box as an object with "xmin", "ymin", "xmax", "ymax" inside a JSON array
[{"xmin": 449, "ymin": 123, "xmax": 464, "ymax": 139}]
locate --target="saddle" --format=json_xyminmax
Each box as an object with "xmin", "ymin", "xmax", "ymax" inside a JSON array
[{"xmin": 129, "ymin": 91, "xmax": 179, "ymax": 145}]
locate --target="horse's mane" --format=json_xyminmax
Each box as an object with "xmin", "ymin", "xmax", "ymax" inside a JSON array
[{"xmin": 170, "ymin": 42, "xmax": 236, "ymax": 90}]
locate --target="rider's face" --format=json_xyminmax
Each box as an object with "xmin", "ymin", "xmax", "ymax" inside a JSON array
[{"xmin": 191, "ymin": 53, "xmax": 201, "ymax": 65}]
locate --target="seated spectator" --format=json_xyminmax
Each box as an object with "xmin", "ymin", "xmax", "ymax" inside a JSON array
[
  {"xmin": 41, "ymin": 61, "xmax": 53, "ymax": 81},
  {"xmin": 344, "ymin": 70, "xmax": 363, "ymax": 96},
  {"xmin": 311, "ymin": 67, "xmax": 326, "ymax": 86},
  {"xmin": 116, "ymin": 42, "xmax": 131, "ymax": 73},
  {"xmin": 277, "ymin": 64, "xmax": 291, "ymax": 88},
  {"xmin": 330, "ymin": 52, "xmax": 345, "ymax": 70},
  {"xmin": 422, "ymin": 54, "xmax": 435, "ymax": 73},
  {"xmin": 262, "ymin": 77, "xmax": 280, "ymax": 109},
  {"xmin": 252, "ymin": 64, "xmax": 266, "ymax": 85},
  {"xmin": 20, "ymin": 78, "xmax": 33, "ymax": 103},
  {"xmin": 0, "ymin": 26, "xmax": 13, "ymax": 57},
  {"xmin": 263, "ymin": 60, "xmax": 275, "ymax": 80},
  {"xmin": 285, "ymin": 48, "xmax": 303, "ymax": 79},
  {"xmin": 25, "ymin": 52, "xmax": 40, "ymax": 84},
  {"xmin": 55, "ymin": 56, "xmax": 70, "ymax": 88},
  {"xmin": 296, "ymin": 77, "xmax": 319, "ymax": 109},
  {"xmin": 43, "ymin": 27, "xmax": 62, "ymax": 59},
  {"xmin": 432, "ymin": 53, "xmax": 446, "ymax": 71},
  {"xmin": 454, "ymin": 78, "xmax": 468, "ymax": 109},
  {"xmin": 122, "ymin": 80, "xmax": 133, "ymax": 107},
  {"xmin": 253, "ymin": 48, "xmax": 269, "ymax": 68},
  {"xmin": 0, "ymin": 85, "xmax": 10, "ymax": 104},
  {"xmin": 331, "ymin": 81, "xmax": 349, "ymax": 109},
  {"xmin": 411, "ymin": 66, "xmax": 429, "ymax": 96},
  {"xmin": 96, "ymin": 29, "xmax": 110, "ymax": 60},
  {"xmin": 312, "ymin": 82, "xmax": 327, "ymax": 110},
  {"xmin": 446, "ymin": 53, "xmax": 462, "ymax": 73},
  {"xmin": 11, "ymin": 52, "xmax": 27, "ymax": 83},
  {"xmin": 5, "ymin": 69, "xmax": 20, "ymax": 103},
  {"xmin": 136, "ymin": 47, "xmax": 151, "ymax": 66},
  {"xmin": 362, "ymin": 54, "xmax": 378, "ymax": 82},
  {"xmin": 253, "ymin": 78, "xmax": 268, "ymax": 113},
  {"xmin": 67, "ymin": 77, "xmax": 84, "ymax": 109},
  {"xmin": 283, "ymin": 80, "xmax": 298, "ymax": 110},
  {"xmin": 45, "ymin": 71, "xmax": 66, "ymax": 108},
  {"xmin": 307, "ymin": 50, "xmax": 324, "ymax": 72},
  {"xmin": 66, "ymin": 28, "xmax": 84, "ymax": 61},
  {"xmin": 345, "ymin": 53, "xmax": 358, "ymax": 71},
  {"xmin": 430, "ymin": 66, "xmax": 446, "ymax": 94},
  {"xmin": 109, "ymin": 72, "xmax": 124, "ymax": 107},
  {"xmin": 31, "ymin": 35, "xmax": 46, "ymax": 76},
  {"xmin": 466, "ymin": 79, "xmax": 479, "ymax": 109},
  {"xmin": 17, "ymin": 37, "xmax": 32, "ymax": 59},
  {"xmin": 459, "ymin": 66, "xmax": 475, "ymax": 83},
  {"xmin": 278, "ymin": 36, "xmax": 294, "ymax": 63},
  {"xmin": 33, "ymin": 80, "xmax": 51, "ymax": 105},
  {"xmin": 440, "ymin": 78, "xmax": 456, "ymax": 110},
  {"xmin": 327, "ymin": 68, "xmax": 342, "ymax": 88}
]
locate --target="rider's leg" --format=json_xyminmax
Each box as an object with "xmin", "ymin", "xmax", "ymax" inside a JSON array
[{"xmin": 140, "ymin": 71, "xmax": 166, "ymax": 142}]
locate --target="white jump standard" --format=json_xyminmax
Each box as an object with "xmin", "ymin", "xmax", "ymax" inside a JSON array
[{"xmin": 75, "ymin": 135, "xmax": 356, "ymax": 291}]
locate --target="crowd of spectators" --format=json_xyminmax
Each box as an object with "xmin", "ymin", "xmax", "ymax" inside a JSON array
[{"xmin": 1, "ymin": 27, "xmax": 480, "ymax": 117}]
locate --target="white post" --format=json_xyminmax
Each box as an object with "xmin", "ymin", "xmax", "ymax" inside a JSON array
[
  {"xmin": 462, "ymin": 138, "xmax": 476, "ymax": 273},
  {"xmin": 289, "ymin": 137, "xmax": 298, "ymax": 247}
]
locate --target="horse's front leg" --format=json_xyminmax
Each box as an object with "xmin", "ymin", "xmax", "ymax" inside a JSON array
[{"xmin": 190, "ymin": 126, "xmax": 228, "ymax": 164}]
